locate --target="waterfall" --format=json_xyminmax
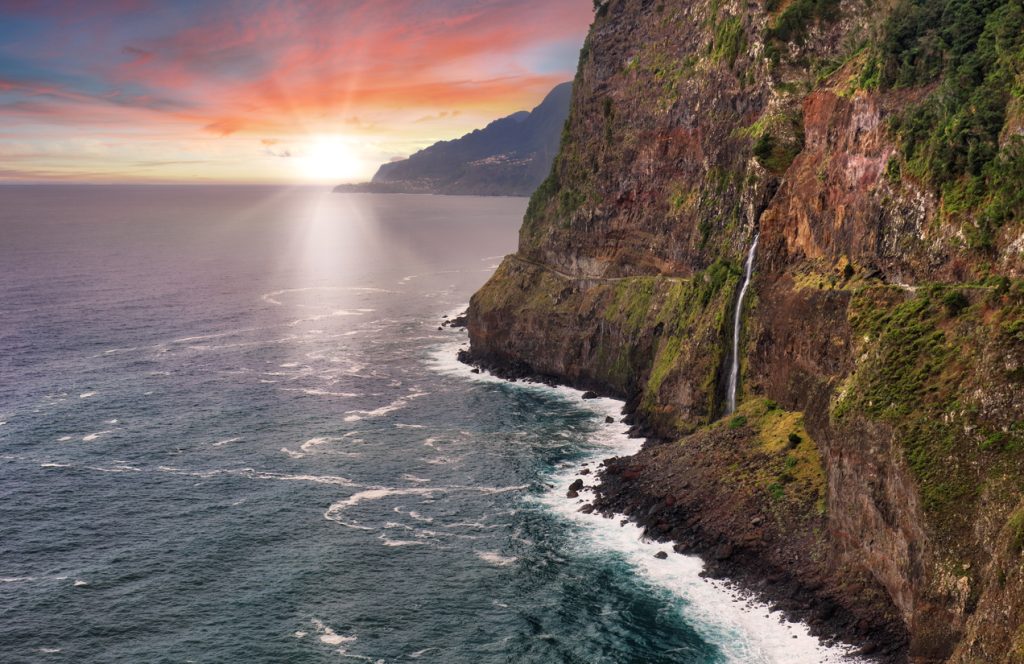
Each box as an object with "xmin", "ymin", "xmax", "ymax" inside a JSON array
[{"xmin": 726, "ymin": 233, "xmax": 760, "ymax": 415}]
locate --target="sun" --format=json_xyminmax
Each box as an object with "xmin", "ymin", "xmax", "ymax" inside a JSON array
[{"xmin": 298, "ymin": 136, "xmax": 366, "ymax": 183}]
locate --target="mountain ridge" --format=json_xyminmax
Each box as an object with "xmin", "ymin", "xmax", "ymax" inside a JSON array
[{"xmin": 334, "ymin": 82, "xmax": 572, "ymax": 197}]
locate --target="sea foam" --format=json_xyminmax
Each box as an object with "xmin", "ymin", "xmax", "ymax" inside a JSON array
[{"xmin": 432, "ymin": 339, "xmax": 865, "ymax": 663}]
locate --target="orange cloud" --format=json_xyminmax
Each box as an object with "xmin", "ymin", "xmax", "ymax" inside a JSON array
[{"xmin": 0, "ymin": 1, "xmax": 592, "ymax": 182}]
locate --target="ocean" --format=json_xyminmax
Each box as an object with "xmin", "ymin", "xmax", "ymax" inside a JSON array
[{"xmin": 0, "ymin": 186, "xmax": 859, "ymax": 663}]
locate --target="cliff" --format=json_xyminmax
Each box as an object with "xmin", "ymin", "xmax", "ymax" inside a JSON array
[
  {"xmin": 464, "ymin": 1, "xmax": 1024, "ymax": 661},
  {"xmin": 335, "ymin": 82, "xmax": 571, "ymax": 196}
]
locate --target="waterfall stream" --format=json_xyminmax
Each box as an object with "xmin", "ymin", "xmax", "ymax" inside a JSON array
[{"xmin": 726, "ymin": 233, "xmax": 760, "ymax": 415}]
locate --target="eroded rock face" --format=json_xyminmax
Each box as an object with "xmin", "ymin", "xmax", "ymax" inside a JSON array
[{"xmin": 466, "ymin": 0, "xmax": 1024, "ymax": 660}]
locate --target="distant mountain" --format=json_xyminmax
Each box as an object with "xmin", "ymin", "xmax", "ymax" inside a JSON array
[{"xmin": 335, "ymin": 82, "xmax": 572, "ymax": 197}]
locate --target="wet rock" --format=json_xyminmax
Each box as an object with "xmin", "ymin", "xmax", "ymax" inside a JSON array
[
  {"xmin": 654, "ymin": 551, "xmax": 668, "ymax": 559},
  {"xmin": 567, "ymin": 490, "xmax": 579, "ymax": 499},
  {"xmin": 569, "ymin": 479, "xmax": 584, "ymax": 492},
  {"xmin": 581, "ymin": 391, "xmax": 599, "ymax": 400},
  {"xmin": 605, "ymin": 416, "xmax": 615, "ymax": 423},
  {"xmin": 580, "ymin": 504, "xmax": 595, "ymax": 514}
]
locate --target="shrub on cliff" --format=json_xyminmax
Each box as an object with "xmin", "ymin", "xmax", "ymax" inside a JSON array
[
  {"xmin": 942, "ymin": 290, "xmax": 970, "ymax": 317},
  {"xmin": 882, "ymin": 0, "xmax": 1024, "ymax": 245},
  {"xmin": 765, "ymin": 0, "xmax": 842, "ymax": 45}
]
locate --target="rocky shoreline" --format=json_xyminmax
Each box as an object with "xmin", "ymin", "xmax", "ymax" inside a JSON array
[{"xmin": 457, "ymin": 348, "xmax": 908, "ymax": 663}]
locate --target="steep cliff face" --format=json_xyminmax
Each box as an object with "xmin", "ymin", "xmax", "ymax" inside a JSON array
[{"xmin": 466, "ymin": 0, "xmax": 1024, "ymax": 661}]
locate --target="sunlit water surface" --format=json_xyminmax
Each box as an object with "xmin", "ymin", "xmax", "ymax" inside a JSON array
[{"xmin": 0, "ymin": 186, "xmax": 860, "ymax": 663}]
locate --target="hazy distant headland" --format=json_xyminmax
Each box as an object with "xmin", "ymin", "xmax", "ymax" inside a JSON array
[{"xmin": 334, "ymin": 82, "xmax": 571, "ymax": 197}]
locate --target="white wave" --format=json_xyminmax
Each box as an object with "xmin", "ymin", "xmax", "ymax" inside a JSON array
[
  {"xmin": 409, "ymin": 647, "xmax": 437, "ymax": 658},
  {"xmin": 57, "ymin": 436, "xmax": 72, "ymax": 442},
  {"xmin": 261, "ymin": 286, "xmax": 396, "ymax": 306},
  {"xmin": 442, "ymin": 303, "xmax": 470, "ymax": 320},
  {"xmin": 102, "ymin": 347, "xmax": 138, "ymax": 355},
  {"xmin": 400, "ymin": 474, "xmax": 431, "ymax": 483},
  {"xmin": 299, "ymin": 436, "xmax": 353, "ymax": 453},
  {"xmin": 293, "ymin": 631, "xmax": 308, "ymax": 639},
  {"xmin": 327, "ymin": 488, "xmax": 437, "ymax": 513},
  {"xmin": 169, "ymin": 331, "xmax": 240, "ymax": 344},
  {"xmin": 280, "ymin": 447, "xmax": 305, "ymax": 459},
  {"xmin": 86, "ymin": 465, "xmax": 140, "ymax": 473},
  {"xmin": 82, "ymin": 431, "xmax": 111, "ymax": 442},
  {"xmin": 284, "ymin": 388, "xmax": 360, "ymax": 398},
  {"xmin": 250, "ymin": 471, "xmax": 354, "ymax": 486},
  {"xmin": 38, "ymin": 648, "xmax": 61, "ymax": 654},
  {"xmin": 73, "ymin": 580, "xmax": 88, "ymax": 587},
  {"xmin": 156, "ymin": 465, "xmax": 354, "ymax": 486},
  {"xmin": 434, "ymin": 339, "xmax": 865, "ymax": 663},
  {"xmin": 394, "ymin": 423, "xmax": 426, "ymax": 429},
  {"xmin": 0, "ymin": 576, "xmax": 36, "ymax": 583},
  {"xmin": 324, "ymin": 485, "xmax": 526, "ymax": 524},
  {"xmin": 379, "ymin": 535, "xmax": 427, "ymax": 547},
  {"xmin": 40, "ymin": 463, "xmax": 71, "ymax": 469},
  {"xmin": 301, "ymin": 436, "xmax": 332, "ymax": 450},
  {"xmin": 286, "ymin": 309, "xmax": 372, "ymax": 327},
  {"xmin": 79, "ymin": 392, "xmax": 96, "ymax": 399},
  {"xmin": 105, "ymin": 419, "xmax": 119, "ymax": 424},
  {"xmin": 423, "ymin": 455, "xmax": 462, "ymax": 465},
  {"xmin": 311, "ymin": 618, "xmax": 357, "ymax": 647},
  {"xmin": 343, "ymin": 390, "xmax": 428, "ymax": 422},
  {"xmin": 212, "ymin": 437, "xmax": 243, "ymax": 447},
  {"xmin": 476, "ymin": 551, "xmax": 517, "ymax": 567}
]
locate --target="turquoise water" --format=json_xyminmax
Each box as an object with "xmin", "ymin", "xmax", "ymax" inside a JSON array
[{"xmin": 0, "ymin": 187, "xmax": 854, "ymax": 663}]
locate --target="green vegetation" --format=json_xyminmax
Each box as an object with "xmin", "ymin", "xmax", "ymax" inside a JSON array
[
  {"xmin": 876, "ymin": 1, "xmax": 1024, "ymax": 247},
  {"xmin": 729, "ymin": 415, "xmax": 748, "ymax": 429},
  {"xmin": 712, "ymin": 16, "xmax": 747, "ymax": 69},
  {"xmin": 637, "ymin": 259, "xmax": 740, "ymax": 419},
  {"xmin": 753, "ymin": 131, "xmax": 803, "ymax": 173},
  {"xmin": 1009, "ymin": 507, "xmax": 1024, "ymax": 554},
  {"xmin": 943, "ymin": 290, "xmax": 970, "ymax": 316},
  {"xmin": 739, "ymin": 111, "xmax": 805, "ymax": 175},
  {"xmin": 765, "ymin": 0, "xmax": 842, "ymax": 46},
  {"xmin": 835, "ymin": 282, "xmax": 1024, "ymax": 545},
  {"xmin": 723, "ymin": 398, "xmax": 826, "ymax": 511}
]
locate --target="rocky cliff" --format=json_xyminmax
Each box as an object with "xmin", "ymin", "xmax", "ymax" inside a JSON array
[
  {"xmin": 335, "ymin": 83, "xmax": 571, "ymax": 196},
  {"xmin": 464, "ymin": 1, "xmax": 1024, "ymax": 661}
]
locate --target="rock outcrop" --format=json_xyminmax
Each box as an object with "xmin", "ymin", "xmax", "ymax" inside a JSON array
[{"xmin": 464, "ymin": 1, "xmax": 1024, "ymax": 661}]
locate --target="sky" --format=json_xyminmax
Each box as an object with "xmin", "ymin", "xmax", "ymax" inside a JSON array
[{"xmin": 0, "ymin": 0, "xmax": 592, "ymax": 184}]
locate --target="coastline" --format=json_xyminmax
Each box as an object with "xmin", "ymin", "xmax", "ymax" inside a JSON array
[{"xmin": 437, "ymin": 339, "xmax": 879, "ymax": 662}]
